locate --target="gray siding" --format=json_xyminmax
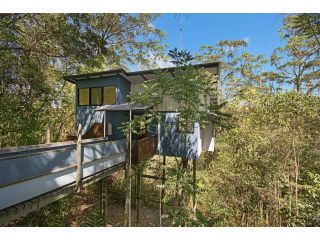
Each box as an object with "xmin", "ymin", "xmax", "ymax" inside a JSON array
[
  {"xmin": 0, "ymin": 139, "xmax": 127, "ymax": 210},
  {"xmin": 150, "ymin": 112, "xmax": 200, "ymax": 160},
  {"xmin": 105, "ymin": 111, "xmax": 129, "ymax": 140},
  {"xmin": 75, "ymin": 75, "xmax": 131, "ymax": 135}
]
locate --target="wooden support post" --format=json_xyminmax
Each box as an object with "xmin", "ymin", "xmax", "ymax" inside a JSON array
[
  {"xmin": 124, "ymin": 109, "xmax": 132, "ymax": 227},
  {"xmin": 192, "ymin": 158, "xmax": 197, "ymax": 212},
  {"xmin": 124, "ymin": 164, "xmax": 131, "ymax": 226},
  {"xmin": 105, "ymin": 178, "xmax": 108, "ymax": 225},
  {"xmin": 99, "ymin": 178, "xmax": 108, "ymax": 225},
  {"xmin": 103, "ymin": 110, "xmax": 107, "ymax": 138},
  {"xmin": 101, "ymin": 178, "xmax": 108, "ymax": 225},
  {"xmin": 134, "ymin": 168, "xmax": 138, "ymax": 209},
  {"xmin": 75, "ymin": 124, "xmax": 82, "ymax": 192},
  {"xmin": 46, "ymin": 124, "xmax": 51, "ymax": 144},
  {"xmin": 136, "ymin": 167, "xmax": 142, "ymax": 226},
  {"xmin": 99, "ymin": 179, "xmax": 103, "ymax": 212}
]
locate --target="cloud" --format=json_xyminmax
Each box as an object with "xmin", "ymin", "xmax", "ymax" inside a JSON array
[
  {"xmin": 137, "ymin": 51, "xmax": 175, "ymax": 70},
  {"xmin": 243, "ymin": 36, "xmax": 250, "ymax": 43},
  {"xmin": 155, "ymin": 56, "xmax": 175, "ymax": 68},
  {"xmin": 148, "ymin": 22, "xmax": 155, "ymax": 29}
]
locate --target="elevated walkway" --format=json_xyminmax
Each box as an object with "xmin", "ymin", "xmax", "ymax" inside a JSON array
[{"xmin": 0, "ymin": 138, "xmax": 127, "ymax": 225}]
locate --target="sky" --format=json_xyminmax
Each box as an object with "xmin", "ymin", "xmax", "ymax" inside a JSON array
[{"xmin": 151, "ymin": 13, "xmax": 286, "ymax": 69}]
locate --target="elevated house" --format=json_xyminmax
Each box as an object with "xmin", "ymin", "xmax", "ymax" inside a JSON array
[
  {"xmin": 64, "ymin": 62, "xmax": 219, "ymax": 161},
  {"xmin": 0, "ymin": 62, "xmax": 219, "ymax": 222}
]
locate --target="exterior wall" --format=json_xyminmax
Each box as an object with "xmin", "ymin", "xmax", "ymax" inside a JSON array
[
  {"xmin": 201, "ymin": 123, "xmax": 215, "ymax": 152},
  {"xmin": 105, "ymin": 111, "xmax": 129, "ymax": 140},
  {"xmin": 0, "ymin": 138, "xmax": 127, "ymax": 210},
  {"xmin": 75, "ymin": 75, "xmax": 131, "ymax": 135},
  {"xmin": 157, "ymin": 112, "xmax": 200, "ymax": 160}
]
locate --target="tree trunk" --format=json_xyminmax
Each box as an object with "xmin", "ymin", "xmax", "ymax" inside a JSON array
[{"xmin": 292, "ymin": 137, "xmax": 299, "ymax": 217}]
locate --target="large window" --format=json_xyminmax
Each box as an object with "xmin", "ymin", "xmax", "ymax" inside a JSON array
[
  {"xmin": 78, "ymin": 88, "xmax": 89, "ymax": 106},
  {"xmin": 103, "ymin": 86, "xmax": 116, "ymax": 105},
  {"xmin": 177, "ymin": 115, "xmax": 194, "ymax": 133},
  {"xmin": 78, "ymin": 86, "xmax": 116, "ymax": 106},
  {"xmin": 91, "ymin": 87, "xmax": 102, "ymax": 105}
]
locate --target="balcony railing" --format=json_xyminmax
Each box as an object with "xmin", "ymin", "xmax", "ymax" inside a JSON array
[{"xmin": 131, "ymin": 135, "xmax": 157, "ymax": 165}]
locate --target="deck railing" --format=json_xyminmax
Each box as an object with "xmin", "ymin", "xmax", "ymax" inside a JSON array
[
  {"xmin": 0, "ymin": 138, "xmax": 127, "ymax": 210},
  {"xmin": 131, "ymin": 135, "xmax": 157, "ymax": 165}
]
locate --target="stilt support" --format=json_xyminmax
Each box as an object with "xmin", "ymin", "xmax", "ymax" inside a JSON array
[
  {"xmin": 99, "ymin": 178, "xmax": 108, "ymax": 225},
  {"xmin": 136, "ymin": 167, "xmax": 142, "ymax": 226},
  {"xmin": 124, "ymin": 165, "xmax": 131, "ymax": 227}
]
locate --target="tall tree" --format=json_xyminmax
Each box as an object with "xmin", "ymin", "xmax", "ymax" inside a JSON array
[
  {"xmin": 0, "ymin": 13, "xmax": 165, "ymax": 147},
  {"xmin": 284, "ymin": 13, "xmax": 320, "ymax": 48},
  {"xmin": 271, "ymin": 14, "xmax": 320, "ymax": 94},
  {"xmin": 197, "ymin": 40, "xmax": 270, "ymax": 98}
]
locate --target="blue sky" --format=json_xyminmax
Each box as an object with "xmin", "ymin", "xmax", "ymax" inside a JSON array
[{"xmin": 152, "ymin": 13, "xmax": 286, "ymax": 68}]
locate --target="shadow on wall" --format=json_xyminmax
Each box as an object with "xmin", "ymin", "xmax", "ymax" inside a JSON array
[
  {"xmin": 159, "ymin": 113, "xmax": 199, "ymax": 160},
  {"xmin": 0, "ymin": 138, "xmax": 127, "ymax": 187},
  {"xmin": 0, "ymin": 143, "xmax": 76, "ymax": 186},
  {"xmin": 0, "ymin": 139, "xmax": 127, "ymax": 210},
  {"xmin": 76, "ymin": 106, "xmax": 104, "ymax": 136}
]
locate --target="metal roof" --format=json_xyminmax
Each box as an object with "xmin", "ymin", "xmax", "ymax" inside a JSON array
[
  {"xmin": 94, "ymin": 102, "xmax": 157, "ymax": 112},
  {"xmin": 63, "ymin": 62, "xmax": 220, "ymax": 84}
]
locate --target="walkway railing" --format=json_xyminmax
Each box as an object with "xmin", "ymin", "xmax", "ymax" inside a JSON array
[{"xmin": 0, "ymin": 138, "xmax": 127, "ymax": 212}]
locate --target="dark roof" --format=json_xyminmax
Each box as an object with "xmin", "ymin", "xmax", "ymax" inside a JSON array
[
  {"xmin": 94, "ymin": 102, "xmax": 156, "ymax": 112},
  {"xmin": 63, "ymin": 62, "xmax": 220, "ymax": 84}
]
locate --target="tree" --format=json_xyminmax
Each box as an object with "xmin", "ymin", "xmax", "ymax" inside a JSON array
[
  {"xmin": 271, "ymin": 14, "xmax": 320, "ymax": 94},
  {"xmin": 0, "ymin": 13, "xmax": 165, "ymax": 147},
  {"xmin": 196, "ymin": 40, "xmax": 270, "ymax": 98},
  {"xmin": 197, "ymin": 90, "xmax": 320, "ymax": 226},
  {"xmin": 284, "ymin": 14, "xmax": 320, "ymax": 48}
]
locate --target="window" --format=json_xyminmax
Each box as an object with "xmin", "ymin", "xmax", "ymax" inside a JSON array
[
  {"xmin": 78, "ymin": 86, "xmax": 116, "ymax": 106},
  {"xmin": 177, "ymin": 115, "xmax": 194, "ymax": 133},
  {"xmin": 91, "ymin": 87, "xmax": 102, "ymax": 105},
  {"xmin": 103, "ymin": 86, "xmax": 116, "ymax": 105},
  {"xmin": 78, "ymin": 88, "xmax": 89, "ymax": 106}
]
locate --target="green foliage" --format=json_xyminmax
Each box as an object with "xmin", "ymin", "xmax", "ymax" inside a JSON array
[
  {"xmin": 0, "ymin": 13, "xmax": 165, "ymax": 147},
  {"xmin": 195, "ymin": 91, "xmax": 320, "ymax": 226},
  {"xmin": 196, "ymin": 40, "xmax": 272, "ymax": 98},
  {"xmin": 168, "ymin": 48, "xmax": 194, "ymax": 66},
  {"xmin": 283, "ymin": 14, "xmax": 320, "ymax": 48},
  {"xmin": 271, "ymin": 14, "xmax": 320, "ymax": 94}
]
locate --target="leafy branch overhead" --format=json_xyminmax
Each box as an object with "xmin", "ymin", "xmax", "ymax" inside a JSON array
[{"xmin": 126, "ymin": 48, "xmax": 229, "ymax": 136}]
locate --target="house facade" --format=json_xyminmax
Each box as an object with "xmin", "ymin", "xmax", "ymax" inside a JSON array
[{"xmin": 64, "ymin": 62, "xmax": 219, "ymax": 160}]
